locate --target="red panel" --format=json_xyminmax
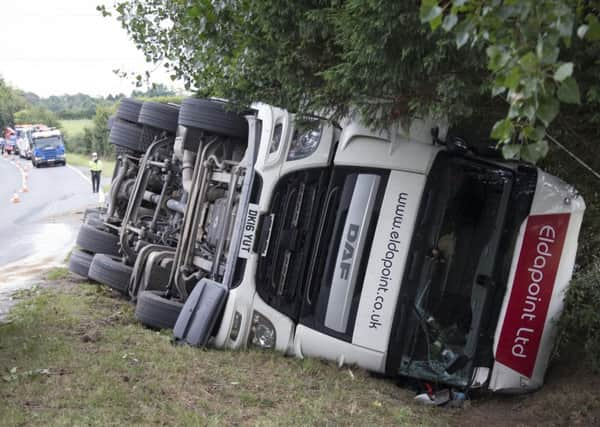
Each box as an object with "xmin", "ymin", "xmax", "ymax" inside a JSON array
[{"xmin": 496, "ymin": 213, "xmax": 570, "ymax": 377}]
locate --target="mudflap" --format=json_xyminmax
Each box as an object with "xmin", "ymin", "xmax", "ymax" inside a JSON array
[{"xmin": 173, "ymin": 278, "xmax": 228, "ymax": 347}]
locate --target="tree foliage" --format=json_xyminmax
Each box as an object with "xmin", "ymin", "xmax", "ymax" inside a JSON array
[
  {"xmin": 131, "ymin": 83, "xmax": 176, "ymax": 98},
  {"xmin": 80, "ymin": 105, "xmax": 115, "ymax": 157},
  {"xmin": 14, "ymin": 106, "xmax": 61, "ymax": 128},
  {"xmin": 104, "ymin": 0, "xmax": 600, "ymax": 164},
  {"xmin": 421, "ymin": 0, "xmax": 600, "ymax": 162},
  {"xmin": 0, "ymin": 78, "xmax": 26, "ymax": 130},
  {"xmin": 104, "ymin": 0, "xmax": 489, "ymax": 131}
]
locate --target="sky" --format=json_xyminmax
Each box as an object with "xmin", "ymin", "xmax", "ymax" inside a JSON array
[{"xmin": 0, "ymin": 0, "xmax": 180, "ymax": 97}]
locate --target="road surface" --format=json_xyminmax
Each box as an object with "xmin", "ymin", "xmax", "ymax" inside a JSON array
[
  {"xmin": 0, "ymin": 154, "xmax": 99, "ymax": 266},
  {"xmin": 0, "ymin": 154, "xmax": 100, "ymax": 318}
]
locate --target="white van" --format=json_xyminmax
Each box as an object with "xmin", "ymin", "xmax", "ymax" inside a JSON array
[{"xmin": 16, "ymin": 126, "xmax": 33, "ymax": 159}]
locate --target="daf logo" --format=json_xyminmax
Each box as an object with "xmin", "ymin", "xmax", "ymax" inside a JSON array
[{"xmin": 340, "ymin": 224, "xmax": 360, "ymax": 280}]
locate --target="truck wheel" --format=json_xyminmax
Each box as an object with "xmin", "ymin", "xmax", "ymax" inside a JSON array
[
  {"xmin": 68, "ymin": 249, "xmax": 94, "ymax": 278},
  {"xmin": 114, "ymin": 145, "xmax": 137, "ymax": 157},
  {"xmin": 178, "ymin": 98, "xmax": 248, "ymax": 139},
  {"xmin": 83, "ymin": 207, "xmax": 104, "ymax": 220},
  {"xmin": 135, "ymin": 290, "xmax": 183, "ymax": 330},
  {"xmin": 109, "ymin": 119, "xmax": 144, "ymax": 152},
  {"xmin": 85, "ymin": 216, "xmax": 104, "ymax": 228},
  {"xmin": 137, "ymin": 102, "xmax": 180, "ymax": 134},
  {"xmin": 88, "ymin": 254, "xmax": 133, "ymax": 294},
  {"xmin": 115, "ymin": 98, "xmax": 143, "ymax": 124},
  {"xmin": 75, "ymin": 223, "xmax": 120, "ymax": 256}
]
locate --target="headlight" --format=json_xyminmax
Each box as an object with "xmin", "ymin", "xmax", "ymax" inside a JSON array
[
  {"xmin": 269, "ymin": 123, "xmax": 283, "ymax": 154},
  {"xmin": 287, "ymin": 119, "xmax": 322, "ymax": 161},
  {"xmin": 247, "ymin": 311, "xmax": 276, "ymax": 349},
  {"xmin": 58, "ymin": 153, "xmax": 65, "ymax": 158}
]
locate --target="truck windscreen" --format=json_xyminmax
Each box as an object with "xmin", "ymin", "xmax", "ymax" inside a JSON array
[
  {"xmin": 33, "ymin": 136, "xmax": 62, "ymax": 148},
  {"xmin": 394, "ymin": 154, "xmax": 516, "ymax": 387}
]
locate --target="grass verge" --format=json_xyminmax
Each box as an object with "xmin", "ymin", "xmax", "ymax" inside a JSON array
[
  {"xmin": 0, "ymin": 279, "xmax": 444, "ymax": 426},
  {"xmin": 65, "ymin": 152, "xmax": 115, "ymax": 178},
  {"xmin": 2, "ymin": 273, "xmax": 599, "ymax": 426},
  {"xmin": 45, "ymin": 268, "xmax": 69, "ymax": 281}
]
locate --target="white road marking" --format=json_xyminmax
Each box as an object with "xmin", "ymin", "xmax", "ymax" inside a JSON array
[{"xmin": 66, "ymin": 164, "xmax": 91, "ymax": 184}]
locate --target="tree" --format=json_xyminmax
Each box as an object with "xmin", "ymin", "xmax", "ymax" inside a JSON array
[
  {"xmin": 104, "ymin": 1, "xmax": 489, "ymax": 135},
  {"xmin": 81, "ymin": 105, "xmax": 114, "ymax": 157},
  {"xmin": 420, "ymin": 0, "xmax": 600, "ymax": 162},
  {"xmin": 105, "ymin": 0, "xmax": 600, "ymax": 164},
  {"xmin": 131, "ymin": 83, "xmax": 176, "ymax": 98},
  {"xmin": 0, "ymin": 78, "xmax": 26, "ymax": 129},
  {"xmin": 14, "ymin": 106, "xmax": 61, "ymax": 128}
]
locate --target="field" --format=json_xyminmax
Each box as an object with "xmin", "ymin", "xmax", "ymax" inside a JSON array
[{"xmin": 59, "ymin": 119, "xmax": 93, "ymax": 137}]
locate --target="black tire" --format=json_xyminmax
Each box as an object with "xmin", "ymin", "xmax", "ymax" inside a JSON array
[
  {"xmin": 85, "ymin": 216, "xmax": 104, "ymax": 228},
  {"xmin": 109, "ymin": 119, "xmax": 143, "ymax": 152},
  {"xmin": 135, "ymin": 290, "xmax": 183, "ymax": 330},
  {"xmin": 83, "ymin": 207, "xmax": 104, "ymax": 220},
  {"xmin": 178, "ymin": 98, "xmax": 248, "ymax": 139},
  {"xmin": 88, "ymin": 254, "xmax": 133, "ymax": 293},
  {"xmin": 114, "ymin": 144, "xmax": 137, "ymax": 157},
  {"xmin": 68, "ymin": 249, "xmax": 94, "ymax": 278},
  {"xmin": 115, "ymin": 98, "xmax": 143, "ymax": 124},
  {"xmin": 76, "ymin": 223, "xmax": 120, "ymax": 256},
  {"xmin": 138, "ymin": 102, "xmax": 180, "ymax": 134}
]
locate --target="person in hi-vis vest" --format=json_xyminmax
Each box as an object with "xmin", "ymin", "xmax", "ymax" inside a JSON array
[{"xmin": 89, "ymin": 152, "xmax": 103, "ymax": 193}]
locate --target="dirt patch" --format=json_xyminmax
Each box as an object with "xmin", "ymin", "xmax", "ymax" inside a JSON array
[{"xmin": 453, "ymin": 354, "xmax": 600, "ymax": 426}]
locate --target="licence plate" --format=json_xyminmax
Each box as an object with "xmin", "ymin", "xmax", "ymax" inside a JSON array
[{"xmin": 238, "ymin": 203, "xmax": 259, "ymax": 259}]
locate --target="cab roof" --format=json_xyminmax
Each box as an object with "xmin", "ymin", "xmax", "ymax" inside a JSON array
[{"xmin": 32, "ymin": 129, "xmax": 62, "ymax": 139}]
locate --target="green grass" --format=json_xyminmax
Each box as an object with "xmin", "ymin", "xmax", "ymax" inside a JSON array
[
  {"xmin": 45, "ymin": 268, "xmax": 69, "ymax": 281},
  {"xmin": 59, "ymin": 119, "xmax": 93, "ymax": 137},
  {"xmin": 2, "ymin": 273, "xmax": 600, "ymax": 425},
  {"xmin": 65, "ymin": 152, "xmax": 115, "ymax": 179},
  {"xmin": 0, "ymin": 279, "xmax": 446, "ymax": 426}
]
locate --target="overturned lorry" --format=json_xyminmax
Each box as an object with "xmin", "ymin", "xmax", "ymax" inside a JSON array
[{"xmin": 71, "ymin": 99, "xmax": 585, "ymax": 394}]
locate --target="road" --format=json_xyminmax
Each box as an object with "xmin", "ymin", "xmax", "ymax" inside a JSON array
[{"xmin": 0, "ymin": 153, "xmax": 98, "ymax": 271}]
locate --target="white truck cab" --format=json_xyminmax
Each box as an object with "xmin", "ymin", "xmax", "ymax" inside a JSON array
[{"xmin": 201, "ymin": 104, "xmax": 584, "ymax": 393}]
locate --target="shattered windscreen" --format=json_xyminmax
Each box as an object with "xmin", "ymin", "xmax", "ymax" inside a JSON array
[{"xmin": 397, "ymin": 155, "xmax": 513, "ymax": 387}]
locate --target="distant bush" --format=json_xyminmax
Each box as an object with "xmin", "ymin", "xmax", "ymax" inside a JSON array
[
  {"xmin": 64, "ymin": 132, "xmax": 89, "ymax": 154},
  {"xmin": 557, "ymin": 262, "xmax": 600, "ymax": 371},
  {"xmin": 14, "ymin": 106, "xmax": 60, "ymax": 128}
]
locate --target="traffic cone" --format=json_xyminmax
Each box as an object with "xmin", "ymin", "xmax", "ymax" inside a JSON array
[
  {"xmin": 10, "ymin": 192, "xmax": 20, "ymax": 203},
  {"xmin": 20, "ymin": 182, "xmax": 28, "ymax": 193}
]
